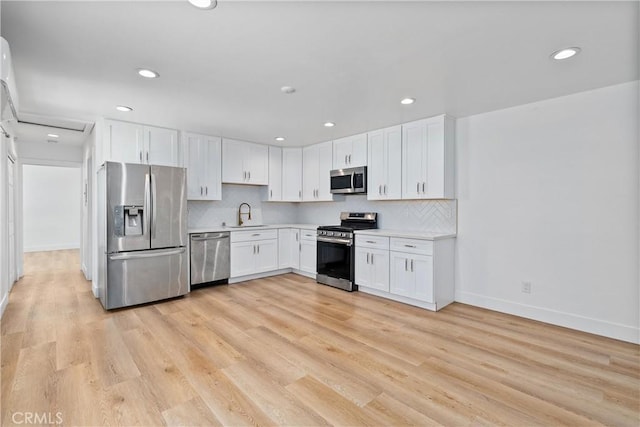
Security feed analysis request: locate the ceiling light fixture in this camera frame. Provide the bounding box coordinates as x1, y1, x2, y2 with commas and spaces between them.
324, 122, 335, 128
400, 97, 415, 105
137, 68, 159, 79
116, 105, 133, 112
188, 0, 217, 10
47, 133, 59, 138
281, 86, 296, 94
551, 47, 581, 60
275, 137, 285, 142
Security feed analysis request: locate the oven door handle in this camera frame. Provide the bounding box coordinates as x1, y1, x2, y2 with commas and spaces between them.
317, 236, 352, 246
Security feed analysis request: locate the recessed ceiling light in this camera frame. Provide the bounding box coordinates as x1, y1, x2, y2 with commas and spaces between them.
116, 105, 133, 112
188, 0, 217, 10
137, 68, 159, 79
275, 137, 285, 142
551, 47, 581, 60
400, 97, 416, 105
281, 86, 296, 94
324, 122, 335, 128
47, 133, 59, 138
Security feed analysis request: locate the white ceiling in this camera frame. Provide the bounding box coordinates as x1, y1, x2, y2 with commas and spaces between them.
2, 1, 638, 147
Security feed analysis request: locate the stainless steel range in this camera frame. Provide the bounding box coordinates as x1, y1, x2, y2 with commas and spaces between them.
316, 212, 378, 291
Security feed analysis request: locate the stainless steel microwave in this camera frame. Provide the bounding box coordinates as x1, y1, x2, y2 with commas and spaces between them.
330, 166, 367, 194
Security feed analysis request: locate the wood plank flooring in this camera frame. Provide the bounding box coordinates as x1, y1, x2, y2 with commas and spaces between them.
1, 249, 638, 426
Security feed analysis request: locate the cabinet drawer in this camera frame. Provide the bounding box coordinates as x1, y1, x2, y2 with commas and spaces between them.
300, 229, 317, 241
390, 237, 433, 255
356, 235, 389, 250
231, 229, 278, 243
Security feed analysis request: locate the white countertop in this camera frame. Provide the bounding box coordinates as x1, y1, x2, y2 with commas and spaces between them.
188, 223, 320, 234
354, 229, 456, 240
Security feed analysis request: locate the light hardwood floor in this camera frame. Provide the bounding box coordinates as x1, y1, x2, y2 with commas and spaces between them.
1, 250, 638, 426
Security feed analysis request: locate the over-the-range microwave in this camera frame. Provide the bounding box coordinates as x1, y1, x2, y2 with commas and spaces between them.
330, 166, 367, 194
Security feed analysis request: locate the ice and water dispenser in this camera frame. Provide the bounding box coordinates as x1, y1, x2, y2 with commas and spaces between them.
113, 205, 144, 236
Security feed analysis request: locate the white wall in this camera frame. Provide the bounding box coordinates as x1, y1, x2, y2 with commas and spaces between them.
17, 141, 83, 164
455, 81, 639, 344
22, 164, 82, 252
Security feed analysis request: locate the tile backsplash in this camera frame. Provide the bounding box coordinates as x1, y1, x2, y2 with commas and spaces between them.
189, 185, 457, 234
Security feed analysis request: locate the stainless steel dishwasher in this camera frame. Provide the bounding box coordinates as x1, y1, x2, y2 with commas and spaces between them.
190, 232, 230, 287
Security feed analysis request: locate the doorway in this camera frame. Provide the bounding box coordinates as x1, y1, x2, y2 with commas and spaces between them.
22, 164, 82, 256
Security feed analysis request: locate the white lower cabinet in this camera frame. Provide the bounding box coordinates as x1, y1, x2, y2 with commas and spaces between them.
299, 234, 317, 275
277, 228, 316, 275
356, 234, 454, 311
355, 235, 390, 291
230, 230, 278, 278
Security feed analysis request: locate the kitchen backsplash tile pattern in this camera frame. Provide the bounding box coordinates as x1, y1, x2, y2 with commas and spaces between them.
189, 185, 457, 233
188, 184, 298, 228
297, 196, 457, 233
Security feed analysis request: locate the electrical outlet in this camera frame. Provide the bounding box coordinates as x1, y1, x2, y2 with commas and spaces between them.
521, 281, 532, 294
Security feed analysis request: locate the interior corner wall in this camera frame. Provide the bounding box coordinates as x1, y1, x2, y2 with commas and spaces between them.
455, 81, 639, 344
22, 164, 82, 252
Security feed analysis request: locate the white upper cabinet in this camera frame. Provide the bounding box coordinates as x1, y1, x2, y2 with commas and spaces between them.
401, 114, 455, 199
268, 146, 282, 201
333, 133, 367, 169
282, 148, 302, 201
367, 125, 402, 200
303, 141, 333, 201
184, 132, 221, 201
222, 139, 269, 185
104, 119, 180, 167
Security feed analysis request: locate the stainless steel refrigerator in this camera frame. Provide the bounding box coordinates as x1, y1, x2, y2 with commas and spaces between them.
97, 162, 188, 309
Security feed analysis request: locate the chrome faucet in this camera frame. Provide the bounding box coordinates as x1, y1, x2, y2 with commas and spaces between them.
238, 202, 252, 226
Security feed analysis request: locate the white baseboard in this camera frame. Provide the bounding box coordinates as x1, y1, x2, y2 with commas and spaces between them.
359, 286, 439, 311
24, 243, 80, 252
92, 281, 98, 298
0, 292, 8, 318
229, 269, 293, 284
291, 269, 315, 280
455, 290, 640, 345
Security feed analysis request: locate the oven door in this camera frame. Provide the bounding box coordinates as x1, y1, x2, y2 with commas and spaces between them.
316, 238, 354, 291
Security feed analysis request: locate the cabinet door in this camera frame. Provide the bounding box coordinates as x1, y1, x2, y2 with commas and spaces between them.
316, 141, 334, 201
247, 143, 269, 185
290, 229, 301, 270
222, 139, 247, 184
106, 120, 145, 164
145, 126, 180, 167
278, 229, 292, 269
425, 116, 445, 199
354, 247, 372, 287
333, 137, 351, 169
350, 133, 368, 167
299, 239, 317, 274
230, 241, 256, 278
369, 248, 390, 291
384, 126, 403, 200
402, 120, 427, 199
255, 239, 278, 273
185, 133, 204, 200
367, 129, 385, 200
268, 146, 282, 201
302, 145, 318, 201
412, 254, 434, 303
390, 252, 414, 298
282, 148, 302, 201
202, 136, 222, 200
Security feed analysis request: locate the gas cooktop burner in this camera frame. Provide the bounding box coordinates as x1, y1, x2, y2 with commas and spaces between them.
317, 212, 378, 233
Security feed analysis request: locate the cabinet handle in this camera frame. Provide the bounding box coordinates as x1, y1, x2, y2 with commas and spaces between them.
404, 244, 416, 248
348, 154, 351, 164
146, 151, 149, 162
270, 189, 273, 198
417, 182, 420, 193
257, 244, 260, 254
344, 155, 347, 165
370, 253, 373, 265
253, 245, 256, 254
205, 186, 208, 195
200, 186, 203, 195
299, 190, 302, 198
299, 243, 301, 252
384, 184, 387, 195
296, 232, 299, 242
422, 182, 425, 193
243, 171, 246, 180
366, 253, 370, 264
378, 185, 382, 195
252, 233, 261, 237
139, 151, 142, 162
411, 259, 414, 272
405, 258, 408, 271
366, 240, 376, 244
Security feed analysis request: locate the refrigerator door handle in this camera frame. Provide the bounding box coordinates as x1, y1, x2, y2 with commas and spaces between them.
109, 247, 186, 261
144, 172, 151, 239
151, 172, 157, 239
